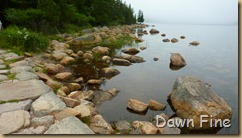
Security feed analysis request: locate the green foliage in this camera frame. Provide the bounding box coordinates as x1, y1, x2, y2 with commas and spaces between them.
0, 26, 48, 52
137, 9, 145, 23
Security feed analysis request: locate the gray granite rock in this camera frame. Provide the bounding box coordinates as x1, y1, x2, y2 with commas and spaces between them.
10, 66, 34, 74
0, 110, 31, 134
0, 79, 51, 101
45, 116, 94, 134
0, 100, 32, 114
0, 74, 8, 81
15, 72, 39, 81
31, 92, 66, 117
31, 115, 54, 127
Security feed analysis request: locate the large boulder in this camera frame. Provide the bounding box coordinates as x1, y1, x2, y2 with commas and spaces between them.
0, 110, 31, 134
169, 76, 232, 129
31, 92, 66, 117
170, 53, 186, 67
149, 29, 159, 34
45, 116, 94, 134
127, 99, 148, 113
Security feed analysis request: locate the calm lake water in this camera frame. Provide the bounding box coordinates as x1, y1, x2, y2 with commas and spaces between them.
74, 23, 239, 134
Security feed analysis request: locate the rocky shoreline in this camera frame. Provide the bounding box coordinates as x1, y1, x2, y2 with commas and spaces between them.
0, 24, 232, 134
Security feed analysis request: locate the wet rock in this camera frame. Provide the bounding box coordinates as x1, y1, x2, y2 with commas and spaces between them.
122, 48, 140, 55
31, 115, 54, 127
15, 72, 39, 81
163, 39, 170, 42
171, 38, 179, 43
127, 99, 148, 113
59, 96, 80, 108
89, 114, 114, 134
100, 67, 120, 77
55, 72, 73, 81
54, 107, 81, 121
153, 57, 159, 61
113, 58, 131, 66
68, 83, 81, 91
0, 74, 8, 81
132, 121, 158, 134
87, 79, 103, 85
92, 89, 120, 105
14, 126, 46, 134
161, 34, 166, 37
180, 36, 186, 39
52, 50, 68, 61
0, 79, 51, 101
92, 46, 110, 55
60, 56, 75, 65
150, 29, 160, 34
170, 53, 186, 67
149, 99, 166, 111
189, 41, 200, 46
45, 116, 94, 134
10, 66, 34, 74
0, 110, 31, 134
0, 100, 32, 114
114, 120, 132, 134
170, 76, 232, 129
31, 92, 66, 117
45, 64, 64, 75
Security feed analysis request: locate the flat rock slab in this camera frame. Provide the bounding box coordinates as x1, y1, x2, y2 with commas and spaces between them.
0, 110, 31, 134
10, 66, 34, 74
0, 70, 10, 75
0, 100, 32, 114
0, 65, 6, 69
31, 92, 66, 117
0, 79, 51, 101
45, 116, 94, 134
15, 72, 39, 81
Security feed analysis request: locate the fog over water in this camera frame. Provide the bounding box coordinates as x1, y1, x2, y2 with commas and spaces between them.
123, 0, 238, 25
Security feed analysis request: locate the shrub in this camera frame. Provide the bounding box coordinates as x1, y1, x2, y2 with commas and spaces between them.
0, 26, 48, 53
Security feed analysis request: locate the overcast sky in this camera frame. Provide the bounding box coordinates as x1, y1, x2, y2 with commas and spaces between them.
123, 0, 238, 25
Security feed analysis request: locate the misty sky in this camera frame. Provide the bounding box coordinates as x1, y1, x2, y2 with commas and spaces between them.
123, 0, 238, 25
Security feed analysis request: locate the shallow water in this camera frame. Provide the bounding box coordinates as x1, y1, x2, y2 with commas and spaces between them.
73, 23, 239, 134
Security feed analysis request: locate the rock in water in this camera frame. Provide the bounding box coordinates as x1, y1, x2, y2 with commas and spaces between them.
121, 48, 140, 55
149, 99, 166, 111
100, 67, 120, 77
170, 53, 186, 67
169, 76, 232, 129
127, 99, 148, 113
189, 41, 200, 46
45, 116, 94, 134
171, 38, 179, 43
149, 29, 160, 34
132, 121, 157, 134
89, 115, 114, 134
92, 46, 110, 55
113, 58, 131, 66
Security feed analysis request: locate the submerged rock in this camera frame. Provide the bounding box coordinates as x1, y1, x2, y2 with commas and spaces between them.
169, 76, 232, 129
127, 99, 148, 113
170, 53, 186, 67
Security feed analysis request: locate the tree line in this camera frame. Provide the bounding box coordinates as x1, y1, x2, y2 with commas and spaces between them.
0, 0, 144, 34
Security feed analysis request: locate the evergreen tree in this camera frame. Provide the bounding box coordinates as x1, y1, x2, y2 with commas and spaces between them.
137, 9, 144, 23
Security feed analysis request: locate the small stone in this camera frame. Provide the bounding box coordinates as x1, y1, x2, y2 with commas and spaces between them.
45, 64, 64, 75
59, 86, 70, 95
68, 83, 81, 91
114, 120, 132, 133
74, 77, 84, 83
74, 104, 97, 118
132, 121, 158, 134
59, 96, 80, 108
60, 56, 75, 65
153, 57, 159, 61
180, 36, 186, 39
55, 72, 73, 81
140, 46, 146, 50
46, 79, 63, 90
171, 38, 179, 43
158, 126, 181, 134
89, 115, 114, 134
87, 79, 103, 85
